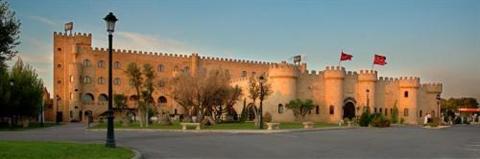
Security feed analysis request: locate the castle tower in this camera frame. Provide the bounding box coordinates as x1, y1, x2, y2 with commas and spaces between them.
398, 77, 420, 124
323, 66, 346, 123
53, 32, 92, 122
357, 70, 378, 112
266, 61, 299, 122
421, 83, 443, 118
190, 53, 199, 76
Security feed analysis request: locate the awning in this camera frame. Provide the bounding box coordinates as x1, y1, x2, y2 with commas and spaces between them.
458, 108, 480, 113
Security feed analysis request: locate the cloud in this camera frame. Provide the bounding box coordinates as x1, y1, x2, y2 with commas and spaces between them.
99, 31, 194, 53
29, 16, 57, 28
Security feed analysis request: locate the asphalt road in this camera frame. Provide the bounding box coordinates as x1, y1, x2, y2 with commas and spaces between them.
1, 123, 479, 159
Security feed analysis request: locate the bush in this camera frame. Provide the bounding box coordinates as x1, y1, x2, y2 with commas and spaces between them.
263, 112, 272, 123
370, 113, 391, 127
359, 111, 371, 127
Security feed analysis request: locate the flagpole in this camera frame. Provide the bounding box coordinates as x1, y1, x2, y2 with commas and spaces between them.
339, 49, 343, 66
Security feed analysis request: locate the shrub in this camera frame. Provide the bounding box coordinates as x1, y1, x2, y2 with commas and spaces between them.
263, 112, 272, 123
391, 104, 399, 124
359, 111, 371, 127
370, 113, 391, 127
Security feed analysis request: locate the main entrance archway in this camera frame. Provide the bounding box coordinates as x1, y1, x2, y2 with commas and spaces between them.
343, 102, 356, 119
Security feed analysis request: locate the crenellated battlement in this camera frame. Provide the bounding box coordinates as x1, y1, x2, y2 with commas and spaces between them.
378, 76, 396, 82
200, 55, 274, 65
422, 82, 443, 93
92, 47, 193, 59
397, 76, 420, 88
323, 66, 346, 79
268, 62, 299, 78
54, 32, 92, 38
357, 69, 377, 82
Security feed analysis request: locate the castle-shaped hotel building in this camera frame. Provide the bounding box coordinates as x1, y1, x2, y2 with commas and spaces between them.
53, 32, 442, 124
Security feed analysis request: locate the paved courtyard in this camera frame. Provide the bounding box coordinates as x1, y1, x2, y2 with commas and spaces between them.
1, 124, 479, 159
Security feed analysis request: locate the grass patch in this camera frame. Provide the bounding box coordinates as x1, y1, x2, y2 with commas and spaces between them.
0, 123, 57, 131
92, 121, 338, 130
0, 141, 134, 159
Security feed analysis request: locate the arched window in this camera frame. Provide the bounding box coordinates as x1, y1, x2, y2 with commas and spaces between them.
316, 106, 320, 114
278, 104, 284, 114
98, 77, 104, 85
183, 66, 190, 73
379, 108, 383, 113
98, 94, 108, 103
158, 96, 167, 104
404, 108, 409, 117
114, 78, 121, 85
114, 61, 120, 69
241, 71, 247, 77
329, 105, 334, 115
404, 91, 409, 98
82, 59, 91, 67
83, 76, 91, 84
82, 93, 94, 104
97, 60, 104, 68
374, 107, 377, 113
157, 64, 164, 72
419, 110, 423, 117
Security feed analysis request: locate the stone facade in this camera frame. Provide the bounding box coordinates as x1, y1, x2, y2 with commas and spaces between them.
53, 32, 442, 124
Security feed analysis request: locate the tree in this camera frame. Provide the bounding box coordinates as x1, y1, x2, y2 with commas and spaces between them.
141, 64, 155, 127
125, 63, 145, 126
247, 76, 272, 126
0, 0, 21, 69
5, 58, 43, 127
113, 94, 129, 126
167, 68, 243, 124
286, 98, 315, 121
391, 101, 399, 124
223, 85, 243, 121
441, 97, 479, 111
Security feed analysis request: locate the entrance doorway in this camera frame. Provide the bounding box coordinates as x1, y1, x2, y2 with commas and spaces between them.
343, 102, 356, 119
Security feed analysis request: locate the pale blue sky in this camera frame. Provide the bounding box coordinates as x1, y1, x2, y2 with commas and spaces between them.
8, 0, 480, 99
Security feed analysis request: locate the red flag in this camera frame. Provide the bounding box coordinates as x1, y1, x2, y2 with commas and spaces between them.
340, 51, 353, 61
373, 54, 387, 65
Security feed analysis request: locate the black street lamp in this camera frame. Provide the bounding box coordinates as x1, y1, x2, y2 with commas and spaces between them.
104, 12, 117, 148
258, 76, 266, 129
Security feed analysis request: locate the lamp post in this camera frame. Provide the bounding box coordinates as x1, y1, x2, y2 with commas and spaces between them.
258, 76, 265, 129
9, 80, 14, 126
104, 12, 117, 148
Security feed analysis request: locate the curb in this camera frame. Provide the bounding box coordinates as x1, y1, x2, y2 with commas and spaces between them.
423, 125, 451, 129
88, 126, 356, 134
131, 148, 143, 159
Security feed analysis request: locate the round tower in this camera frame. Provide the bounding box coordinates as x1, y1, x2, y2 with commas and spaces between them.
68, 45, 82, 122
323, 66, 346, 123
357, 70, 378, 112
266, 62, 299, 122
398, 77, 420, 124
